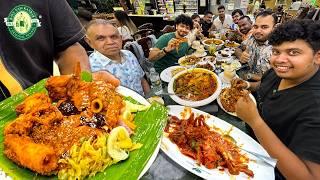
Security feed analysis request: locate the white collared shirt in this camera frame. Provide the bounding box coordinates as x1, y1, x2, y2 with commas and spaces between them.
89, 50, 145, 95
213, 14, 233, 31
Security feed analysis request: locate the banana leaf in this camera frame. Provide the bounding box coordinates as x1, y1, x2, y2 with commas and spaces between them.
0, 79, 168, 180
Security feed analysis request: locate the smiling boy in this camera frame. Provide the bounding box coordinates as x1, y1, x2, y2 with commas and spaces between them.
236, 19, 320, 179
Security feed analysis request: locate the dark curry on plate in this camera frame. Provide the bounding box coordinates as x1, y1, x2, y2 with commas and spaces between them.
173, 70, 218, 101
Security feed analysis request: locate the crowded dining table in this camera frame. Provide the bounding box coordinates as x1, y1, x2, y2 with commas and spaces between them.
141, 36, 274, 179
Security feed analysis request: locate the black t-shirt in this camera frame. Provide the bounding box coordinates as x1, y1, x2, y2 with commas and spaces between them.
0, 0, 84, 100
200, 19, 212, 38
257, 69, 320, 178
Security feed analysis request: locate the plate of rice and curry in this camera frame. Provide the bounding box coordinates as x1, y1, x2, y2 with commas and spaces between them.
167, 68, 222, 107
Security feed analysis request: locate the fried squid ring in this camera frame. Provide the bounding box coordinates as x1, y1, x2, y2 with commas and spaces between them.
91, 98, 103, 113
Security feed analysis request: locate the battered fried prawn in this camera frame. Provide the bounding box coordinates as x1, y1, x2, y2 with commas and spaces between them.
171, 37, 188, 52
219, 80, 248, 112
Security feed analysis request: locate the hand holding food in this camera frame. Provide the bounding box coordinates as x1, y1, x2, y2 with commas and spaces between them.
166, 38, 188, 52
240, 49, 250, 63
231, 78, 249, 89
235, 93, 260, 126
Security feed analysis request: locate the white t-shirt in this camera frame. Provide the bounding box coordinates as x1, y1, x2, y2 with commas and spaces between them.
213, 14, 233, 32
117, 26, 133, 40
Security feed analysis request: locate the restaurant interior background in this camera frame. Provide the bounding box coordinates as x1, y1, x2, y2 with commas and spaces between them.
67, 0, 319, 35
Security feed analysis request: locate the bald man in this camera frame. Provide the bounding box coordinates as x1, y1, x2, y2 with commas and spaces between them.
85, 19, 150, 96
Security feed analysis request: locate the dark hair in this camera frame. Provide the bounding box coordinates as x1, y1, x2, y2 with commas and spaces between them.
218, 5, 225, 11
191, 13, 200, 20
232, 9, 244, 16
204, 11, 213, 16
269, 19, 320, 53
114, 10, 138, 34
174, 14, 193, 29
239, 15, 252, 23
255, 10, 278, 25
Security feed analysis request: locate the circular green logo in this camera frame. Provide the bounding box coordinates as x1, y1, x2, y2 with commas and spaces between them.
5, 5, 41, 41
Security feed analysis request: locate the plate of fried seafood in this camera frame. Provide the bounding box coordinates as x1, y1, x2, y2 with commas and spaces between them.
161, 106, 275, 180
0, 64, 168, 180
168, 68, 222, 107
160, 66, 187, 83
217, 80, 256, 116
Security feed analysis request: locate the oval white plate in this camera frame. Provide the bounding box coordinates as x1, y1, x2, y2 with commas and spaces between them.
160, 66, 187, 83
161, 105, 275, 180
178, 55, 202, 67
167, 68, 222, 107
192, 51, 207, 57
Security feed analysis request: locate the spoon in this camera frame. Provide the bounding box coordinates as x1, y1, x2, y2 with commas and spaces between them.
223, 134, 277, 167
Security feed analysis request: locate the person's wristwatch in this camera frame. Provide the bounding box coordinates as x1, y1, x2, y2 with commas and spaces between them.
246, 73, 252, 80
162, 47, 168, 54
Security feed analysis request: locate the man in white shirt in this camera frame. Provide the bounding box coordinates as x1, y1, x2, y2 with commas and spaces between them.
213, 5, 233, 32
85, 19, 150, 96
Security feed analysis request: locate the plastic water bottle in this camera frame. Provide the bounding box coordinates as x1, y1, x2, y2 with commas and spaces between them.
149, 68, 163, 95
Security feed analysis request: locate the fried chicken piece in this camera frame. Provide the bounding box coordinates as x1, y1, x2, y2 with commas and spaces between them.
220, 79, 248, 113
15, 93, 51, 114
4, 115, 34, 136
4, 134, 58, 175
46, 75, 72, 101
172, 38, 188, 52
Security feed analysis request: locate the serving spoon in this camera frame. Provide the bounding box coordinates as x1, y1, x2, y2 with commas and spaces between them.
223, 134, 277, 167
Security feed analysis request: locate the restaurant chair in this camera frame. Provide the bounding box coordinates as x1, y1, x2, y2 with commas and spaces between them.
123, 36, 156, 81
133, 29, 155, 40
138, 23, 154, 30
160, 25, 175, 34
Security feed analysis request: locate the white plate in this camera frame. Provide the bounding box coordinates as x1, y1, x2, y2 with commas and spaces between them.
192, 51, 207, 57
167, 68, 222, 107
161, 105, 275, 180
160, 66, 187, 83
216, 88, 257, 117
178, 55, 202, 67
201, 56, 216, 64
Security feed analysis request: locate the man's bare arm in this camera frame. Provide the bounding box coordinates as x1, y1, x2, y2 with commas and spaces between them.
56, 42, 90, 74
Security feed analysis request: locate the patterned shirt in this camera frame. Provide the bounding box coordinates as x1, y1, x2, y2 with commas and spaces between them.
89, 50, 145, 95
245, 36, 272, 75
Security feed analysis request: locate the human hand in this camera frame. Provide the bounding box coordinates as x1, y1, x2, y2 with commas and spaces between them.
165, 38, 186, 52
240, 49, 250, 63
231, 78, 249, 89
235, 92, 260, 127
92, 71, 120, 87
